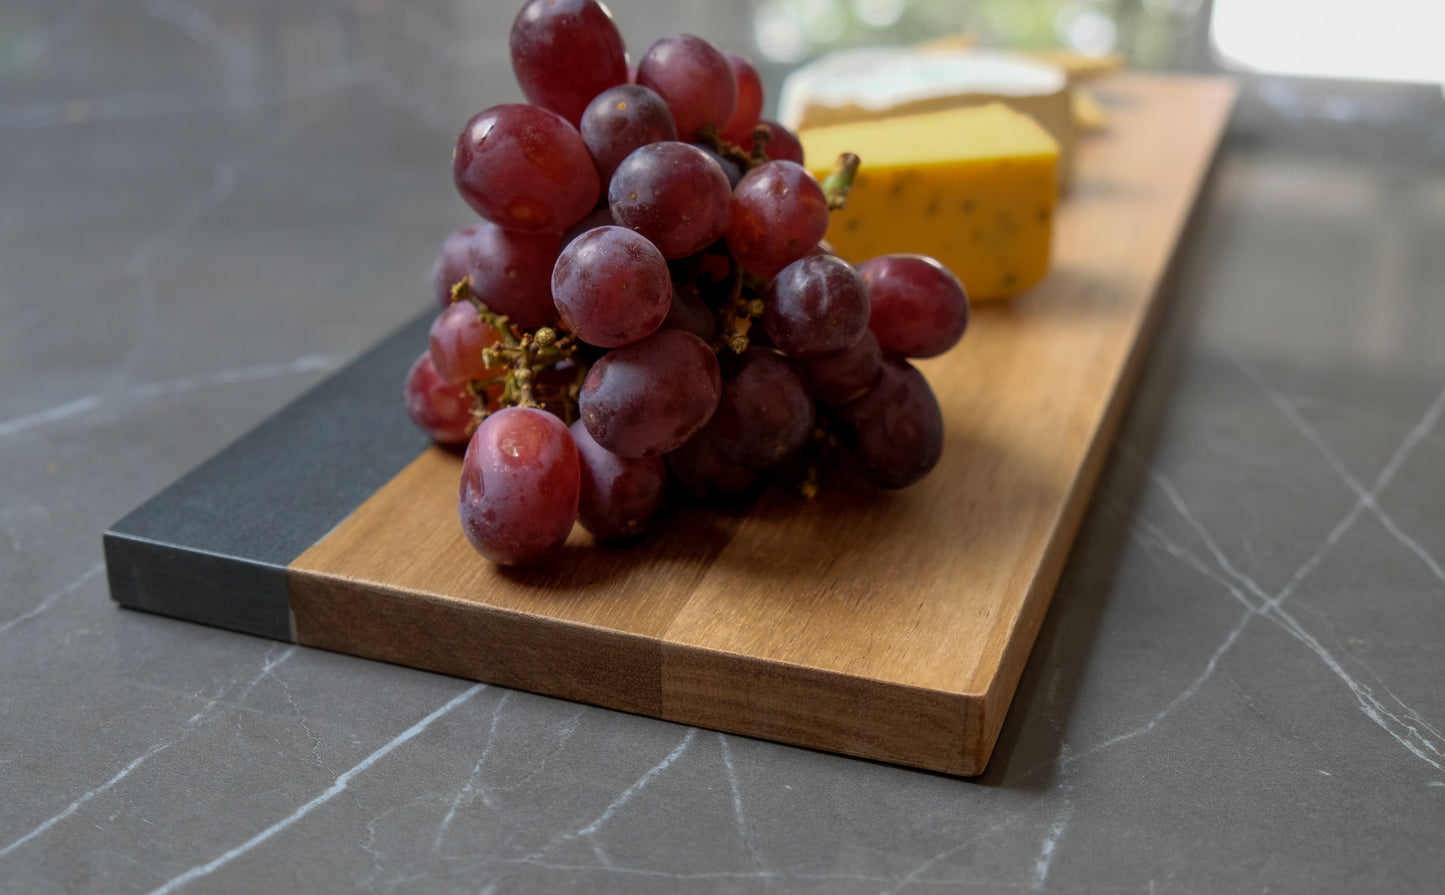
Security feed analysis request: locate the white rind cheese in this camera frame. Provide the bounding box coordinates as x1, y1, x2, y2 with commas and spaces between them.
779, 46, 1075, 188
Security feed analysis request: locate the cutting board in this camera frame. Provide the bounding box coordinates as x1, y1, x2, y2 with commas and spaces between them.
105, 75, 1237, 776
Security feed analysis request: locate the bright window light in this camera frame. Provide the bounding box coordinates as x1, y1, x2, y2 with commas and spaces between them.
1211, 0, 1445, 84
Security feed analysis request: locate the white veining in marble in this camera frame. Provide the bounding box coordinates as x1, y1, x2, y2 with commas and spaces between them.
539, 727, 697, 868
0, 644, 297, 860
0, 563, 103, 633
1031, 801, 1076, 891
0, 355, 337, 440
433, 689, 511, 854
1234, 355, 1445, 585
144, 683, 484, 895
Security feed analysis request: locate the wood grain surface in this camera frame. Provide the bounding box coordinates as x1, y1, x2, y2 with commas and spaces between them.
289, 74, 1238, 775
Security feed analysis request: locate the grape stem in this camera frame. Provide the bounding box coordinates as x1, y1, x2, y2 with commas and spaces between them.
715, 261, 754, 355
449, 280, 584, 419
748, 124, 773, 166
696, 124, 761, 174
794, 420, 844, 500
821, 153, 860, 210
453, 279, 522, 348
510, 330, 544, 408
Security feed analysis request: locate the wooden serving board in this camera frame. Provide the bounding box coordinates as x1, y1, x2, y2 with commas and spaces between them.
105, 75, 1237, 776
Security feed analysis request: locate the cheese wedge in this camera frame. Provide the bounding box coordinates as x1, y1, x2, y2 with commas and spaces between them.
802, 103, 1057, 303
778, 47, 1074, 189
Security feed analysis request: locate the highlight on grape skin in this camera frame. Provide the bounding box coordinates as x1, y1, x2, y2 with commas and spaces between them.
607, 141, 733, 260
580, 84, 678, 186
551, 225, 671, 348
429, 302, 507, 385
727, 160, 830, 281
458, 407, 581, 566
635, 33, 737, 141
764, 254, 872, 360
509, 0, 628, 128
403, 352, 475, 448
452, 103, 600, 234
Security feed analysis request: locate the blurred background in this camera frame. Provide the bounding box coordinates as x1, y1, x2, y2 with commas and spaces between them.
7, 0, 1442, 130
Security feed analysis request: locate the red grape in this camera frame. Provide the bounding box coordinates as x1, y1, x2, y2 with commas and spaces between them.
803, 329, 883, 404
453, 104, 599, 234
428, 301, 507, 385
726, 160, 829, 280
759, 118, 804, 164
431, 225, 478, 307
669, 245, 733, 294
562, 207, 616, 248
403, 351, 474, 446
608, 141, 732, 259
569, 420, 668, 541
719, 53, 764, 147
666, 431, 758, 501
831, 358, 944, 489
580, 84, 678, 187
635, 34, 737, 140
509, 0, 627, 128
551, 225, 671, 348
663, 281, 718, 342
696, 143, 743, 188
764, 254, 870, 359
859, 254, 970, 358
703, 348, 815, 470
459, 407, 580, 565
466, 222, 561, 330
579, 328, 721, 457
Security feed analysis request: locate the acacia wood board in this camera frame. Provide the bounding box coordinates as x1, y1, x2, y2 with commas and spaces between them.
105, 75, 1237, 776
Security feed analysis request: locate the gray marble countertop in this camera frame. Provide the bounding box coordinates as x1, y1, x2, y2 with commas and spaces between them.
4, 2, 1443, 892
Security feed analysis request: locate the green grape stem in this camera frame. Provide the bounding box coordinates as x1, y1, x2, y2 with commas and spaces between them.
504, 328, 575, 409
454, 280, 521, 348
821, 152, 860, 210
449, 282, 584, 419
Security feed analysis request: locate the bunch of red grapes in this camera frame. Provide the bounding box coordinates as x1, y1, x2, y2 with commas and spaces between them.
403, 0, 970, 566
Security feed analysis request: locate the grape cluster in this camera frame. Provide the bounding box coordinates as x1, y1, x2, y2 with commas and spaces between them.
402, 0, 971, 566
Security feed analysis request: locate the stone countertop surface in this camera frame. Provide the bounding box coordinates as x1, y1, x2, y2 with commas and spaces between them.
3, 2, 1443, 892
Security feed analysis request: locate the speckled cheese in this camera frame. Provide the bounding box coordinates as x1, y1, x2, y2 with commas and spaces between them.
802, 103, 1058, 303
779, 47, 1075, 189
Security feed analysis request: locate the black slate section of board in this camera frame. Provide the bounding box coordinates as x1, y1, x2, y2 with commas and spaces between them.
104, 309, 435, 639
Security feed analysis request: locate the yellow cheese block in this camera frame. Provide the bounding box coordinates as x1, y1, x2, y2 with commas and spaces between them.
779, 47, 1075, 190
802, 103, 1057, 303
